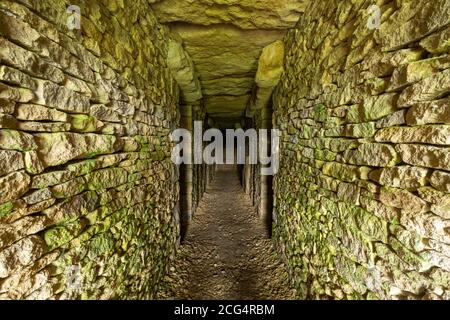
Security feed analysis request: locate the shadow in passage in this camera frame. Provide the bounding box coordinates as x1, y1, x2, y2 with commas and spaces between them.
160, 163, 294, 300
226, 268, 260, 300
262, 174, 274, 240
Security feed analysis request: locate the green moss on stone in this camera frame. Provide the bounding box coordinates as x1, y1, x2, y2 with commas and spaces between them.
85, 151, 104, 159
346, 105, 361, 123
391, 217, 400, 225
0, 129, 37, 151
346, 122, 376, 138
128, 172, 143, 183
0, 201, 13, 217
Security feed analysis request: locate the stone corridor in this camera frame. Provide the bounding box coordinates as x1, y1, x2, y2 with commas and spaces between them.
0, 0, 449, 300
157, 165, 294, 300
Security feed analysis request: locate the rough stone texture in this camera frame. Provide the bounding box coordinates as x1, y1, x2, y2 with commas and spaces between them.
396, 144, 450, 171
273, 0, 450, 300
375, 125, 450, 145
0, 0, 180, 300
16, 104, 68, 122
0, 150, 24, 176
420, 25, 450, 54
430, 171, 450, 193
167, 39, 202, 103
1, 0, 449, 302
255, 40, 285, 88
35, 133, 120, 167
406, 98, 450, 125
0, 171, 30, 204
380, 187, 428, 213
343, 143, 399, 167
167, 24, 285, 128
369, 166, 429, 190
151, 0, 299, 128
249, 41, 285, 111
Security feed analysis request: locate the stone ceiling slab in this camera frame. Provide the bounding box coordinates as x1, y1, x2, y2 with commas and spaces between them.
169, 24, 285, 124
150, 0, 306, 30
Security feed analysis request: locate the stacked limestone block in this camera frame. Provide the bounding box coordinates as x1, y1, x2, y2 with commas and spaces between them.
273, 0, 450, 299
0, 0, 180, 299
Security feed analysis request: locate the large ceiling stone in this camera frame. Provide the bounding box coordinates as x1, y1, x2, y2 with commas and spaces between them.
151, 0, 304, 127
150, 0, 306, 30
204, 96, 249, 127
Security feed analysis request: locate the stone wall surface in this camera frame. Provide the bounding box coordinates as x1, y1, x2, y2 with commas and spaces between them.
0, 0, 180, 299
273, 0, 450, 299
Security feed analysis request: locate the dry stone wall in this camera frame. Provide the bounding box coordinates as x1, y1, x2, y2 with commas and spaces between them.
0, 0, 180, 299
274, 0, 450, 299
178, 101, 214, 229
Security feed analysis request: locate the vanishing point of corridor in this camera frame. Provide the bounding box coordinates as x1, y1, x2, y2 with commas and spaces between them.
158, 165, 294, 300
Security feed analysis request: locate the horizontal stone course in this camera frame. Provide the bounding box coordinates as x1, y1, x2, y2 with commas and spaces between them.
35, 132, 121, 167
0, 236, 46, 278
16, 104, 68, 122
0, 150, 24, 176
380, 187, 428, 213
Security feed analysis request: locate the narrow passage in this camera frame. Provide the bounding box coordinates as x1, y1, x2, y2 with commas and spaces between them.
158, 165, 295, 300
